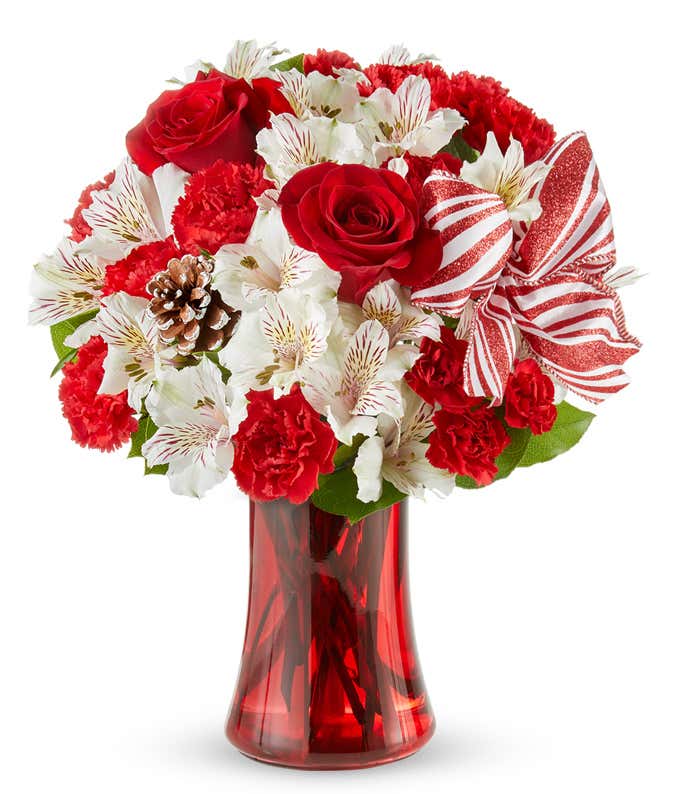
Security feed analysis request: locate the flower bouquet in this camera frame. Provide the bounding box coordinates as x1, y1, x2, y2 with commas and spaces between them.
30, 41, 641, 769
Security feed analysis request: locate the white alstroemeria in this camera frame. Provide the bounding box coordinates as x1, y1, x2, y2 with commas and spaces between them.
222, 40, 283, 81
221, 288, 333, 394
277, 68, 365, 122
302, 319, 403, 445
460, 132, 551, 225
212, 209, 339, 310
604, 265, 644, 289
378, 45, 437, 66
359, 75, 465, 165
256, 113, 367, 186
345, 281, 441, 345
353, 387, 455, 502
142, 357, 240, 498
79, 158, 188, 260
29, 238, 106, 325
96, 292, 171, 411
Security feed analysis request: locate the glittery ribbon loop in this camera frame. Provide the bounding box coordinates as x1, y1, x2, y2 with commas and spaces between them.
411, 172, 513, 316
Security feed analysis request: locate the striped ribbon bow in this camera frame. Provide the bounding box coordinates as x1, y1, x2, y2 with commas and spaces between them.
411, 132, 640, 403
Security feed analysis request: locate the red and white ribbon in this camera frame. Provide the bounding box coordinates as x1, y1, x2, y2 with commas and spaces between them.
415, 134, 640, 404
411, 173, 513, 316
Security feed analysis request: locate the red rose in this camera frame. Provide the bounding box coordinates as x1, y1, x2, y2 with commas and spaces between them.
232, 388, 337, 504
59, 336, 138, 452
406, 327, 481, 412
279, 162, 442, 302
102, 238, 180, 298
126, 70, 290, 175
303, 49, 360, 76
426, 406, 510, 486
504, 359, 557, 434
172, 160, 273, 255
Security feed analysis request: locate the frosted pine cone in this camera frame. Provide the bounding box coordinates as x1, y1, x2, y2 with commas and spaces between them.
146, 254, 235, 355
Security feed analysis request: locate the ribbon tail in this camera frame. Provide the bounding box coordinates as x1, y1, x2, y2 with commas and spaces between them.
463, 286, 517, 405
507, 270, 641, 403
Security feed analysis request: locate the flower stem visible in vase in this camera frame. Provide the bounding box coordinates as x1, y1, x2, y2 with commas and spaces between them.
226, 498, 434, 770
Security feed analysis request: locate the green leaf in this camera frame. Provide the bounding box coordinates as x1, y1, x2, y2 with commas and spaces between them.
271, 53, 304, 72
201, 351, 231, 383
518, 402, 595, 468
311, 467, 406, 524
128, 415, 168, 475
50, 348, 78, 378
332, 434, 366, 470
456, 425, 532, 489
440, 131, 479, 163
49, 310, 98, 360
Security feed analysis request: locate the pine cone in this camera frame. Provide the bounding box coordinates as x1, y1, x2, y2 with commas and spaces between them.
146, 254, 236, 355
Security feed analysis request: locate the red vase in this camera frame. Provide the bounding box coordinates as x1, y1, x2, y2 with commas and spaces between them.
226, 498, 435, 769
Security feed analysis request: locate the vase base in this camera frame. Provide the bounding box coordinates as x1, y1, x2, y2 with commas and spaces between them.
228, 720, 436, 771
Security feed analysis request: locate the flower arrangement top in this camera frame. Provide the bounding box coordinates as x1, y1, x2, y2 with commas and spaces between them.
30, 41, 641, 520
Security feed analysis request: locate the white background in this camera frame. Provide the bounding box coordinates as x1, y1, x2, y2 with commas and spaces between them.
1, 1, 678, 792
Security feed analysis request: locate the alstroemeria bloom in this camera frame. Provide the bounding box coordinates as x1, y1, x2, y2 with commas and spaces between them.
96, 292, 172, 411
460, 132, 551, 225
353, 386, 454, 502
212, 208, 339, 311
277, 68, 366, 123
359, 75, 465, 165
222, 39, 282, 82
143, 357, 241, 497
302, 319, 403, 445
220, 288, 333, 394
256, 113, 367, 186
339, 280, 441, 346
79, 158, 188, 261
29, 238, 106, 326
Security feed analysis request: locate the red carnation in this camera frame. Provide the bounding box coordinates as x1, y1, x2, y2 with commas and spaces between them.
279, 162, 442, 302
360, 62, 458, 111
66, 171, 114, 242
126, 69, 291, 174
231, 388, 337, 504
504, 358, 557, 435
304, 49, 360, 76
172, 160, 273, 255
102, 238, 180, 298
359, 63, 555, 163
426, 406, 510, 486
59, 336, 138, 452
406, 327, 481, 412
446, 72, 555, 163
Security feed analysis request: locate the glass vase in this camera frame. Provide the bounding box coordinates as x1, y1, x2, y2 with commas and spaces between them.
225, 498, 435, 770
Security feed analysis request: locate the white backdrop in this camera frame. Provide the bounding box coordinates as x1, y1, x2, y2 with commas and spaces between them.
1, 2, 678, 792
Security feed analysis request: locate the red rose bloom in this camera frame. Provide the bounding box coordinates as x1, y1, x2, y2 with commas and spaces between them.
126, 69, 291, 175
101, 238, 180, 298
66, 171, 114, 242
279, 162, 442, 302
304, 49, 360, 76
426, 406, 510, 486
504, 358, 557, 435
172, 160, 273, 254
59, 336, 138, 452
406, 327, 481, 412
232, 388, 337, 504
